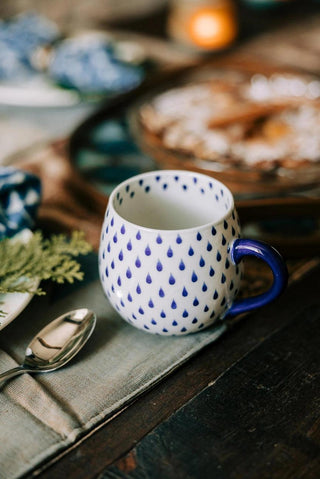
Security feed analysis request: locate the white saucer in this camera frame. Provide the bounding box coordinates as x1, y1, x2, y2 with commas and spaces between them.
0, 290, 35, 331
0, 230, 39, 331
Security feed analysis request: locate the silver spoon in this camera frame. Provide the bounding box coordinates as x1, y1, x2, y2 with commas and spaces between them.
0, 308, 96, 386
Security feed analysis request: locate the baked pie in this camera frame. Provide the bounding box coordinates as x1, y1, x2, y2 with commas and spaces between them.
138, 71, 320, 176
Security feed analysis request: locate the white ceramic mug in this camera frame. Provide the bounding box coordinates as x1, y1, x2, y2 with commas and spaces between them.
99, 170, 288, 335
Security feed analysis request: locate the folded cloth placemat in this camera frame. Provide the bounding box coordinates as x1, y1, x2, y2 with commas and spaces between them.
0, 254, 226, 479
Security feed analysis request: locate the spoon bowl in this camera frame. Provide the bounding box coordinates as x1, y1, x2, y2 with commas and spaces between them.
0, 308, 96, 386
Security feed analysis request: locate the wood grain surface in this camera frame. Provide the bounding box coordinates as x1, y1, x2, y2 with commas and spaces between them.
103, 303, 320, 479
27, 261, 320, 479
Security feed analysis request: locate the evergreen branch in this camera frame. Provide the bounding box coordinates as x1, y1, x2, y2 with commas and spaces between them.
0, 231, 92, 308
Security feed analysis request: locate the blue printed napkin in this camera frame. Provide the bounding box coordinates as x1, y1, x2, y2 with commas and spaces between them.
0, 167, 41, 240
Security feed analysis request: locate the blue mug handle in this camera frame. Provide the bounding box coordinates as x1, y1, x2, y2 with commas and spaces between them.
227, 239, 288, 317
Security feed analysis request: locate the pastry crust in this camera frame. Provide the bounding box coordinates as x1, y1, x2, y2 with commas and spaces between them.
138, 72, 320, 172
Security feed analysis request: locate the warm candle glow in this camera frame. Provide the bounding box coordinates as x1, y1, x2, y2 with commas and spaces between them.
188, 7, 237, 49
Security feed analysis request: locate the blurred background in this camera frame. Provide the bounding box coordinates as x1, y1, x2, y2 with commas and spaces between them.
0, 0, 319, 255
0, 0, 319, 46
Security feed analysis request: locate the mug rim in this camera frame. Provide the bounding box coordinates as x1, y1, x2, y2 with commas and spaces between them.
109, 169, 235, 234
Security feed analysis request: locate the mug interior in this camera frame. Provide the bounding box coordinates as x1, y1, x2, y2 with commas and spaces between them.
112, 171, 233, 230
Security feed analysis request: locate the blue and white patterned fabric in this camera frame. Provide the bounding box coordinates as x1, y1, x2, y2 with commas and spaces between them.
0, 167, 41, 240
49, 36, 144, 94
0, 12, 59, 81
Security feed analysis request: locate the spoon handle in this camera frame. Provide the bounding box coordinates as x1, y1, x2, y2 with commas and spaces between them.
0, 366, 27, 386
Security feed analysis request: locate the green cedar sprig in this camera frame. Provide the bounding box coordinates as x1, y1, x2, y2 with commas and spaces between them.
0, 231, 92, 316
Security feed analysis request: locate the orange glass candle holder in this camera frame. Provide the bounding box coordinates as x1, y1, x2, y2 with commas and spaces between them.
167, 0, 238, 51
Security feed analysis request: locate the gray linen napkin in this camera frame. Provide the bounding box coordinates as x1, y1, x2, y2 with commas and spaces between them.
0, 256, 226, 479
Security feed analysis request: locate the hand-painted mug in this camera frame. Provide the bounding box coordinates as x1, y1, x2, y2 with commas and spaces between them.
99, 170, 288, 335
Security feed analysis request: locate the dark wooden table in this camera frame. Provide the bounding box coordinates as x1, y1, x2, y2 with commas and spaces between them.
26, 258, 320, 479
20, 6, 320, 478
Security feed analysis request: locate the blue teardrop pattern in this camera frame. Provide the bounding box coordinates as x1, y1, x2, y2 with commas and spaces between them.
191, 271, 198, 282
99, 171, 243, 335
135, 257, 141, 268
171, 300, 177, 309
126, 268, 132, 279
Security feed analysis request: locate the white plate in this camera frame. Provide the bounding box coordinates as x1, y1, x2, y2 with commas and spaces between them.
0, 290, 35, 331
0, 76, 81, 108
0, 230, 39, 331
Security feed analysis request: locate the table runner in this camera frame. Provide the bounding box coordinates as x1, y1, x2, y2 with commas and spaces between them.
0, 254, 226, 479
